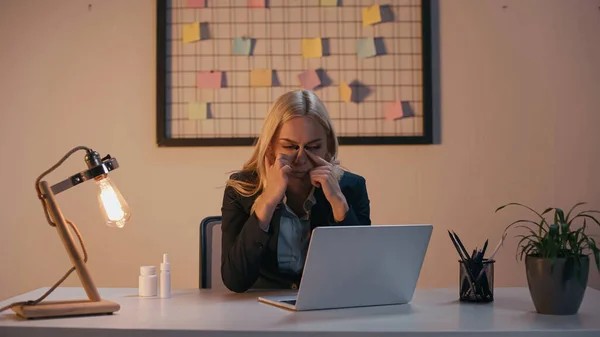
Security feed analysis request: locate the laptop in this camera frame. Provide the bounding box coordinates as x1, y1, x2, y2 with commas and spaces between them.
258, 224, 433, 311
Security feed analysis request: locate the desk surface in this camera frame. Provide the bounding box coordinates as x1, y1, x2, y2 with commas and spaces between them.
1, 287, 600, 337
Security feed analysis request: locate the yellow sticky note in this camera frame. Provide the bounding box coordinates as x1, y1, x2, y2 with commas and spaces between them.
302, 38, 323, 58
320, 0, 338, 6
188, 102, 208, 120
339, 81, 352, 102
250, 69, 272, 87
183, 22, 200, 43
362, 5, 381, 26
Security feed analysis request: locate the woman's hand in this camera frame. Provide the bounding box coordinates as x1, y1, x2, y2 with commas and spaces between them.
254, 153, 294, 228
262, 152, 294, 205
306, 151, 349, 222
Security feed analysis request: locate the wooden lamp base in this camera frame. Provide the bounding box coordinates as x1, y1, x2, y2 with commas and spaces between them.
12, 299, 120, 319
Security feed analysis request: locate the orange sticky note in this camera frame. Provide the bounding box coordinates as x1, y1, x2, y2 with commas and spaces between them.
339, 81, 352, 102
183, 22, 200, 43
250, 69, 272, 87
188, 102, 208, 120
302, 38, 323, 58
248, 0, 265, 8
362, 5, 382, 26
384, 101, 404, 121
298, 69, 321, 90
186, 0, 205, 7
197, 71, 222, 89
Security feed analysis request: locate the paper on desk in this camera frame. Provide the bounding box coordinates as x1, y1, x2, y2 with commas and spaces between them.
356, 38, 376, 59
298, 69, 321, 90
185, 0, 205, 7
250, 69, 272, 87
362, 4, 382, 26
339, 81, 352, 102
248, 0, 265, 8
197, 71, 223, 89
183, 22, 200, 43
302, 38, 323, 58
188, 102, 209, 120
320, 0, 339, 6
233, 37, 252, 55
384, 101, 403, 121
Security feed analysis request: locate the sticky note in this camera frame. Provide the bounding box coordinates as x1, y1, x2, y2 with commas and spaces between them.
302, 38, 323, 58
320, 0, 338, 6
233, 37, 252, 55
250, 69, 272, 87
248, 0, 265, 8
357, 38, 376, 58
197, 71, 222, 89
362, 4, 382, 26
182, 22, 200, 43
188, 102, 208, 120
339, 81, 352, 102
185, 0, 205, 7
384, 102, 404, 121
297, 69, 321, 90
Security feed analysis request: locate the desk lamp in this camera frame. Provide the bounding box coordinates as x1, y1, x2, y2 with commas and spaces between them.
0, 146, 131, 319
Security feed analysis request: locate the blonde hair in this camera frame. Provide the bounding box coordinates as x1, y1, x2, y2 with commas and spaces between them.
226, 89, 339, 198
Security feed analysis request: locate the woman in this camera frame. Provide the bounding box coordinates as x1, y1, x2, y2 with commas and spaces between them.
221, 89, 371, 293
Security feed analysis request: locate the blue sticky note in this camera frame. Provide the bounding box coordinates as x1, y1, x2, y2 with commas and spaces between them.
356, 38, 376, 59
233, 37, 252, 55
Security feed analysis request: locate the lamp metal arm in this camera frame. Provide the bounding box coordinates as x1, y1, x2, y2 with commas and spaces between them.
49, 155, 120, 195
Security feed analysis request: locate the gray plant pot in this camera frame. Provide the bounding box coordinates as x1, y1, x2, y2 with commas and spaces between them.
525, 255, 589, 315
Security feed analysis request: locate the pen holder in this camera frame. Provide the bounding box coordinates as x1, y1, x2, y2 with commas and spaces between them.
459, 259, 495, 303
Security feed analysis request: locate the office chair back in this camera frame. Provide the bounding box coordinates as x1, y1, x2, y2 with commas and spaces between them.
199, 216, 225, 290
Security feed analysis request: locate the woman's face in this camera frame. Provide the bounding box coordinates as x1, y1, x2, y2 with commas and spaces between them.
271, 116, 329, 180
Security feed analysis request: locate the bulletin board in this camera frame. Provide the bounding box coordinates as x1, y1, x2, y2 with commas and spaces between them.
156, 0, 433, 146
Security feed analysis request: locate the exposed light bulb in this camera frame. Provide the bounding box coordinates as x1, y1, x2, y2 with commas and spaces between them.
96, 176, 131, 228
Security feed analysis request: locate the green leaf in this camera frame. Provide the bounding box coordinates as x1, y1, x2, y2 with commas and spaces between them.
588, 237, 600, 271
549, 223, 558, 236
576, 214, 600, 228
496, 203, 549, 220
502, 220, 548, 240
566, 202, 586, 222
515, 225, 543, 239
542, 207, 554, 215
555, 208, 565, 226
516, 234, 537, 248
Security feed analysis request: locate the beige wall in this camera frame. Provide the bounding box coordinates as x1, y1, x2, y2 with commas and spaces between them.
1, 0, 599, 300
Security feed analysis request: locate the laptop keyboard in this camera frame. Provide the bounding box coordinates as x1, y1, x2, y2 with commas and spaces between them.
281, 300, 297, 305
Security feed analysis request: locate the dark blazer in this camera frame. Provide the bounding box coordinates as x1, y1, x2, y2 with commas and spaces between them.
220, 170, 371, 293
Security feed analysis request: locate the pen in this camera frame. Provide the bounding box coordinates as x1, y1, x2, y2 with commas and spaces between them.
488, 233, 507, 261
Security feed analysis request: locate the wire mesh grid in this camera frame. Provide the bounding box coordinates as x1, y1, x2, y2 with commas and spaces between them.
158, 0, 431, 146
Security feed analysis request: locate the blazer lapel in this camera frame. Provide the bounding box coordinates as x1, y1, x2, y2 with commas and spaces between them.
310, 187, 333, 229
268, 205, 282, 255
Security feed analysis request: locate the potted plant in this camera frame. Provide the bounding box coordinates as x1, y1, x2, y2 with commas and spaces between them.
495, 202, 599, 315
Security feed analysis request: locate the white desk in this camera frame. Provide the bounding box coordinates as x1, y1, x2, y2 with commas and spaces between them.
1, 287, 599, 336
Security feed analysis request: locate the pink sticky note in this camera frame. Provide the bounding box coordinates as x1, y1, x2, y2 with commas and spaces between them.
186, 0, 205, 8
297, 69, 321, 90
197, 71, 223, 89
248, 0, 265, 8
384, 101, 404, 121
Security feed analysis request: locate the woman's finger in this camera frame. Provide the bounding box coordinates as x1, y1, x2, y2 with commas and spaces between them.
276, 153, 289, 168
310, 167, 332, 174
310, 174, 325, 188
305, 150, 330, 167
281, 164, 292, 175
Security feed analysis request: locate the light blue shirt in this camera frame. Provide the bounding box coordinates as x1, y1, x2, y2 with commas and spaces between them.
277, 189, 316, 275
